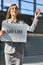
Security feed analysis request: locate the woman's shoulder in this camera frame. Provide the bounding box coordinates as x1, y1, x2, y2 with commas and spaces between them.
2, 19, 11, 23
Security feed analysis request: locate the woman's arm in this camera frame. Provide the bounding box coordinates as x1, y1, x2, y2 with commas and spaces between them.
27, 8, 40, 32
0, 20, 7, 37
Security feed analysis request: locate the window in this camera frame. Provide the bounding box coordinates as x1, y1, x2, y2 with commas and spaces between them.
3, 0, 19, 11
22, 0, 34, 2
36, 5, 43, 13
0, 0, 1, 10
0, 0, 34, 15
21, 1, 34, 15
36, 0, 43, 4
36, 0, 43, 13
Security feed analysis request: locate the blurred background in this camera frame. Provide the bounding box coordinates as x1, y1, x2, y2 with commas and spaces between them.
0, 0, 43, 65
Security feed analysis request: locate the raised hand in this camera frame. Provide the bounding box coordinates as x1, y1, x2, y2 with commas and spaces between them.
34, 8, 40, 19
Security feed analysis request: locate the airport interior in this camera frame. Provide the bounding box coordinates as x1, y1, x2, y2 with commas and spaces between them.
0, 0, 43, 65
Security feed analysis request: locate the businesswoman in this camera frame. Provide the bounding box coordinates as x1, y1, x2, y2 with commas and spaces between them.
0, 4, 40, 65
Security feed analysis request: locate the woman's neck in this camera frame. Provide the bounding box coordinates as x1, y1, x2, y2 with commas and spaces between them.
11, 16, 17, 23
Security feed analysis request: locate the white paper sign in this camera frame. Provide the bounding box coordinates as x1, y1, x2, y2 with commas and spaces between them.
1, 22, 27, 43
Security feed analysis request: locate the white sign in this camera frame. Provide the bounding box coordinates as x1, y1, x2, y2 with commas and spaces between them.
1, 22, 27, 43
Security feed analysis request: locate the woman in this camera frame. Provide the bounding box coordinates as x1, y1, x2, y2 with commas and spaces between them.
0, 4, 40, 65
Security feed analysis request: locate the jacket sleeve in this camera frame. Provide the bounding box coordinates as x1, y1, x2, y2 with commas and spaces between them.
1, 20, 7, 31
26, 18, 38, 32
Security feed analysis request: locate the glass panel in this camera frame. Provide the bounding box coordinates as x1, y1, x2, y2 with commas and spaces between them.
21, 2, 34, 10
21, 1, 34, 15
0, 6, 1, 10
21, 9, 34, 15
0, 0, 1, 10
36, 0, 43, 4
22, 0, 34, 2
3, 9, 7, 11
36, 5, 43, 13
0, 0, 1, 5
3, 0, 19, 7
36, 0, 43, 16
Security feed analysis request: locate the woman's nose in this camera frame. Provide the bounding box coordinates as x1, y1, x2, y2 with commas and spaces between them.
13, 8, 15, 11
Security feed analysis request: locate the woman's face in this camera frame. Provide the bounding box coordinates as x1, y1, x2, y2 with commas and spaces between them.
10, 5, 18, 17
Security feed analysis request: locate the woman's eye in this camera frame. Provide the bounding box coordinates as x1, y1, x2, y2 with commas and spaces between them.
12, 8, 14, 10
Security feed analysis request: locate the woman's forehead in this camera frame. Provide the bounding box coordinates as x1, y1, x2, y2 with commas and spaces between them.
11, 5, 18, 9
